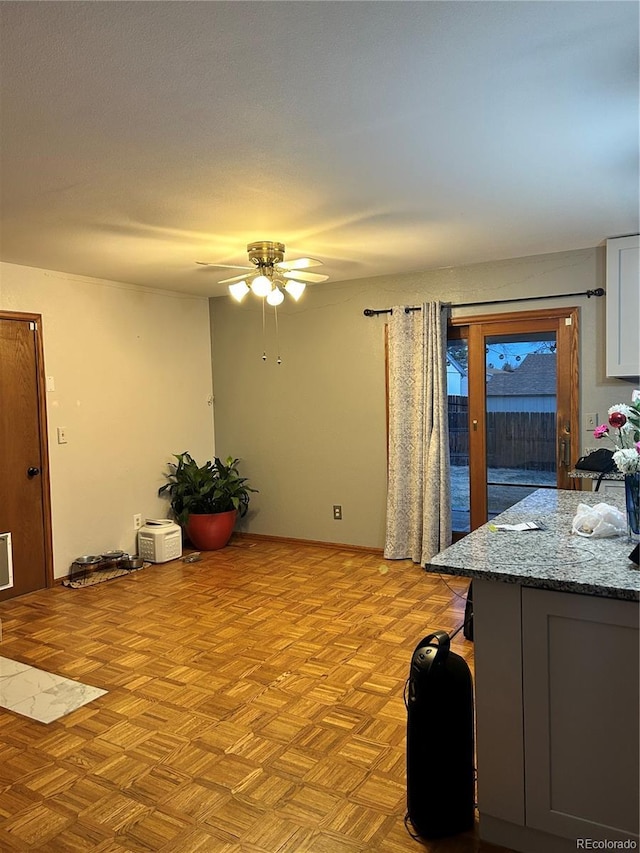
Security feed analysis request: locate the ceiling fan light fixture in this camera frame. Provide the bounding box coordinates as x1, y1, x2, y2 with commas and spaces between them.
201, 242, 325, 305
251, 274, 272, 297
266, 287, 284, 306
228, 281, 250, 302
284, 279, 306, 301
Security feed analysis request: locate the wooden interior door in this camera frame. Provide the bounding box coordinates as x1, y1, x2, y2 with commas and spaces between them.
0, 313, 53, 599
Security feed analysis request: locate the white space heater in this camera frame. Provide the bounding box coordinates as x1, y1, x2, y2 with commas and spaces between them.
137, 519, 182, 563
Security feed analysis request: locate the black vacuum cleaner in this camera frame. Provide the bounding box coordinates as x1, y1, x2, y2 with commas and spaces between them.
406, 630, 475, 839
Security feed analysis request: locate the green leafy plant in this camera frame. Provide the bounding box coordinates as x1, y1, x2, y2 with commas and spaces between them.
158, 452, 257, 526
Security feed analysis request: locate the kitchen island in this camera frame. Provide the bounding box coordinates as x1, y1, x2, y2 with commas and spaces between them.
427, 489, 639, 853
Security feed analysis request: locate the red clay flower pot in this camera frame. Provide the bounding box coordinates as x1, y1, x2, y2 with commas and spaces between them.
186, 510, 237, 550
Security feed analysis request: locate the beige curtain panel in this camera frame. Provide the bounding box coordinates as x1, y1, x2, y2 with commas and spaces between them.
384, 301, 452, 565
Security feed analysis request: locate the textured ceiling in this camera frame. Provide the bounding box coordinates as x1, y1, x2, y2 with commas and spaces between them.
0, 1, 638, 298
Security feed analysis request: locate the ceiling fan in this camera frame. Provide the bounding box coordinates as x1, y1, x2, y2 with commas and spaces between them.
197, 240, 328, 304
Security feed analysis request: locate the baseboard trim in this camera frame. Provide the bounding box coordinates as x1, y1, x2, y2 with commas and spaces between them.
231, 532, 384, 556
53, 536, 384, 584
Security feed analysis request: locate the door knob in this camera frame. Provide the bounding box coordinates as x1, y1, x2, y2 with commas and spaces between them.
27, 466, 40, 477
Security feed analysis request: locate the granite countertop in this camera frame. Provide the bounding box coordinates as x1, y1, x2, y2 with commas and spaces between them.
569, 469, 625, 481
427, 489, 639, 601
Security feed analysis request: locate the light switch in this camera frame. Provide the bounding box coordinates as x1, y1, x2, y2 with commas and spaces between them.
57, 427, 68, 444
46, 376, 55, 392
584, 412, 599, 432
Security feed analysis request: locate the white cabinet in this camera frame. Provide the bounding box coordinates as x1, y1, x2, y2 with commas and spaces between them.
606, 235, 639, 377
522, 588, 639, 842
474, 580, 640, 852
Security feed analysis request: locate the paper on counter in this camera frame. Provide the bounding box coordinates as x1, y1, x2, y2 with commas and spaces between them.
488, 521, 543, 532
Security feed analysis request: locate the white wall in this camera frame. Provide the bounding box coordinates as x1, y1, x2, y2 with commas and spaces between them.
0, 262, 215, 578
210, 246, 638, 549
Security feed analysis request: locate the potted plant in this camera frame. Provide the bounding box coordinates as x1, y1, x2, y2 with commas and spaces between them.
158, 452, 257, 550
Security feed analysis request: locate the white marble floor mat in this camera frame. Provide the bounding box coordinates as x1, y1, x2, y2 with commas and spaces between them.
0, 656, 107, 724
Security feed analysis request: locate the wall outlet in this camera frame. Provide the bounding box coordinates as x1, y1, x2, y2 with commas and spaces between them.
333, 505, 342, 520
133, 513, 142, 530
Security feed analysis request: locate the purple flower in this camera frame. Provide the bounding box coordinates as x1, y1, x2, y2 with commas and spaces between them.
593, 424, 609, 439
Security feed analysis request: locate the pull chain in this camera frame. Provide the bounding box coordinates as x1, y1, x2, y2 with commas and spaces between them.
274, 304, 282, 364
261, 298, 267, 362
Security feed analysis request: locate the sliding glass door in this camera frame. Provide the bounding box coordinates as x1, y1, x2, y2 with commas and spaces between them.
447, 308, 578, 536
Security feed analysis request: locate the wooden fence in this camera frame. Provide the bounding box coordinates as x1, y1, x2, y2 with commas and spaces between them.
448, 396, 556, 471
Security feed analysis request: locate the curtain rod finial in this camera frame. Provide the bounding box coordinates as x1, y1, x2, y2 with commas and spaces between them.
364, 308, 393, 317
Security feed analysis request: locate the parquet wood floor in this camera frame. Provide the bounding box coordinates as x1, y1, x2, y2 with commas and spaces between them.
0, 539, 512, 853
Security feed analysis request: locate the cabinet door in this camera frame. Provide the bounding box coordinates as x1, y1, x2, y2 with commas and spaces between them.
606, 235, 640, 377
522, 587, 639, 842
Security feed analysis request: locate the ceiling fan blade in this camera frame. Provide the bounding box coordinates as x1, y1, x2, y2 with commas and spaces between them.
282, 270, 329, 283
275, 257, 323, 271
218, 273, 253, 285
196, 261, 252, 270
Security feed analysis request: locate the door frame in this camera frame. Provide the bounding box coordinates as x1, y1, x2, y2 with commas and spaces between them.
449, 306, 579, 531
0, 311, 54, 590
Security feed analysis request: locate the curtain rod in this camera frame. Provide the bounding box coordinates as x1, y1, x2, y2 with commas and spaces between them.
362, 287, 605, 316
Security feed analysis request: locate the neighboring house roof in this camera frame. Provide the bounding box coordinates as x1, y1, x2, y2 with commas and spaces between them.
486, 353, 556, 396
446, 353, 467, 376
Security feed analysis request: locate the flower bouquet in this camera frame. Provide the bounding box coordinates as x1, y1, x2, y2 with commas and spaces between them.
593, 398, 640, 542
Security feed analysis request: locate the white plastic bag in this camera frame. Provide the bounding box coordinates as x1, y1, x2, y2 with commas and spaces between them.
571, 502, 626, 538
